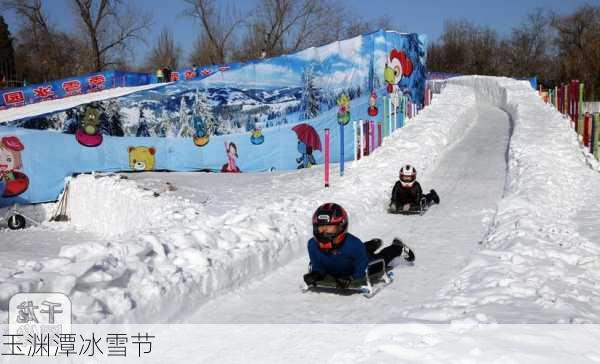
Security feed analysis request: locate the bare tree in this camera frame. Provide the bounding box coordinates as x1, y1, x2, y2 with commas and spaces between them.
70, 0, 152, 71
502, 9, 552, 79
183, 0, 243, 64
551, 4, 600, 98
145, 27, 182, 71
2, 0, 87, 82
248, 0, 345, 58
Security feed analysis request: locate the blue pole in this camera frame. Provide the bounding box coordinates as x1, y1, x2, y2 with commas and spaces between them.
340, 123, 345, 176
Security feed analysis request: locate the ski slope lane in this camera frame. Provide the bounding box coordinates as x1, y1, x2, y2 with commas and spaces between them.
186, 102, 510, 323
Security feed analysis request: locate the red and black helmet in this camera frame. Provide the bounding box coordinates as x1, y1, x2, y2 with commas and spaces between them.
312, 203, 348, 251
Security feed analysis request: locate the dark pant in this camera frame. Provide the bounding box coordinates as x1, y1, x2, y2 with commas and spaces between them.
364, 240, 403, 275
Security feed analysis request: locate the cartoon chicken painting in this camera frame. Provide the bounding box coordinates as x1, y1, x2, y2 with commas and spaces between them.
384, 49, 413, 94
0, 136, 29, 197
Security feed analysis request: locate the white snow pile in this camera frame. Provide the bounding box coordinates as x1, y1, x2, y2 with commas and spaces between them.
397, 76, 600, 323
0, 82, 479, 323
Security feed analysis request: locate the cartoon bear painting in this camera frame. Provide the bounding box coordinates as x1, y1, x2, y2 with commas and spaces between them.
128, 146, 156, 171
0, 136, 29, 197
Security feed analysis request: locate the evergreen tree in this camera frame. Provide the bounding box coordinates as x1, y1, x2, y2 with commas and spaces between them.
136, 110, 151, 137
178, 96, 195, 137
301, 65, 319, 120
193, 88, 216, 134
0, 16, 15, 85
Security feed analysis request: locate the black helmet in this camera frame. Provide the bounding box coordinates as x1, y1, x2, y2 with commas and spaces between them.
312, 203, 348, 251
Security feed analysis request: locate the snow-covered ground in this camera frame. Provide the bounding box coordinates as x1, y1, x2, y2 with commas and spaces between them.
0, 83, 168, 124
2, 76, 600, 362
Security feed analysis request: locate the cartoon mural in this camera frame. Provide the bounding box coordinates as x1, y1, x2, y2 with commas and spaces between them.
1, 30, 427, 205
250, 128, 264, 145
192, 114, 210, 147
384, 49, 414, 94
76, 104, 103, 147
292, 123, 321, 169
337, 93, 351, 125
368, 90, 378, 116
221, 141, 241, 173
0, 136, 29, 197
128, 146, 156, 171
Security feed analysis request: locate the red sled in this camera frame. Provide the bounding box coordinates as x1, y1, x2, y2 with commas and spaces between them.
76, 128, 103, 147
2, 171, 29, 197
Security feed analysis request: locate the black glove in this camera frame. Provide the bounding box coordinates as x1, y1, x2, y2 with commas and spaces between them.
303, 271, 324, 286
335, 277, 353, 289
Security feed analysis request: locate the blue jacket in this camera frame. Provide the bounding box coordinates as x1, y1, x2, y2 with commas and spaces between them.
307, 233, 369, 279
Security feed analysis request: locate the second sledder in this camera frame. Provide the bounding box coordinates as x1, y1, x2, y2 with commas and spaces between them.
388, 164, 440, 215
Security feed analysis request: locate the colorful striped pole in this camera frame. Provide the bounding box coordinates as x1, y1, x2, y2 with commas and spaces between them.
340, 123, 344, 176
377, 122, 382, 147
353, 120, 358, 161
359, 120, 364, 160
324, 128, 330, 188
364, 121, 370, 156
369, 120, 375, 154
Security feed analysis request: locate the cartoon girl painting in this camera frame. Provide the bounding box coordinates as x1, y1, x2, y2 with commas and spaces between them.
0, 136, 29, 197
384, 49, 413, 94
221, 141, 241, 173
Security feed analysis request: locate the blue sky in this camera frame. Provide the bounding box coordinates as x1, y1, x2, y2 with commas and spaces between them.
2, 0, 592, 67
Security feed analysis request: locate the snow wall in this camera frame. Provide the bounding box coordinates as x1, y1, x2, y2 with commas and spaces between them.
0, 29, 427, 206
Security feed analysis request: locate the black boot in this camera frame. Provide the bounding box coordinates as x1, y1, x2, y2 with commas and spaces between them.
429, 189, 440, 204
392, 238, 415, 262
364, 238, 382, 255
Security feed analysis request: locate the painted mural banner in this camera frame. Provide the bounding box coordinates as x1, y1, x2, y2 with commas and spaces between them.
0, 71, 152, 110
0, 29, 427, 206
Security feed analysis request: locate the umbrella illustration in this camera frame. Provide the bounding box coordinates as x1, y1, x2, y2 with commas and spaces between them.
292, 123, 322, 151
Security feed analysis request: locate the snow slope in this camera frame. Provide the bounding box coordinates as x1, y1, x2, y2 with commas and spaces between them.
2, 76, 600, 362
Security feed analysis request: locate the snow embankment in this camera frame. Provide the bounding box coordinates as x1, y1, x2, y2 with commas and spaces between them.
19, 82, 476, 323
401, 76, 600, 323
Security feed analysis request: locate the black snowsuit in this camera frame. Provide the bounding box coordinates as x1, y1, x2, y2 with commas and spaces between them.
390, 181, 437, 211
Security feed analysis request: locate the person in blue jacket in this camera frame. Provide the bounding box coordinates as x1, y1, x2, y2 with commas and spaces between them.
303, 203, 414, 289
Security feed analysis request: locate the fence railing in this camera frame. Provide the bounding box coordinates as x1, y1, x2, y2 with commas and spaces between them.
541, 80, 600, 161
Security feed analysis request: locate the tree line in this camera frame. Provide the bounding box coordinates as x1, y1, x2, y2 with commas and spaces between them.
0, 0, 390, 87
428, 5, 600, 100
0, 1, 598, 100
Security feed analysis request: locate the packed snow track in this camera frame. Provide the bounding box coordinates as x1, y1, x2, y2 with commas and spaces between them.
186, 102, 510, 323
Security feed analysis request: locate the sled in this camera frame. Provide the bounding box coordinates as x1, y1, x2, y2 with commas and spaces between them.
387, 197, 428, 216
301, 259, 394, 299
76, 128, 103, 147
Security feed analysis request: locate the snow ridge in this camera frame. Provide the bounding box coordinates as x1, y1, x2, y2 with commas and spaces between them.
403, 76, 600, 323
50, 83, 478, 323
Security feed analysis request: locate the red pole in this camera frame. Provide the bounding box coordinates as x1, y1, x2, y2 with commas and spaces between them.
584, 113, 591, 147
324, 128, 330, 188
377, 123, 382, 147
